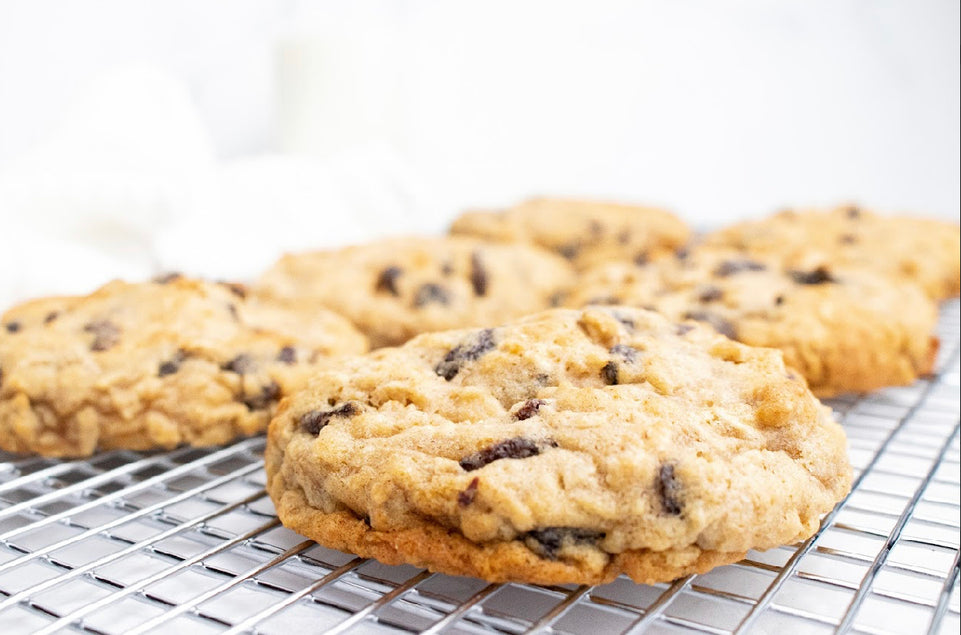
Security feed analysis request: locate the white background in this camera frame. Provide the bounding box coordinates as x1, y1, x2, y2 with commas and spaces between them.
0, 0, 958, 302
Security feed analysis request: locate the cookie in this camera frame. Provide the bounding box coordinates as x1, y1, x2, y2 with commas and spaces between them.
253, 236, 574, 348
449, 197, 690, 269
266, 306, 851, 586
566, 248, 939, 397
704, 205, 960, 301
0, 276, 367, 457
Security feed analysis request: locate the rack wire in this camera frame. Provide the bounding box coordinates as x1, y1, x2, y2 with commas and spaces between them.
1, 301, 958, 634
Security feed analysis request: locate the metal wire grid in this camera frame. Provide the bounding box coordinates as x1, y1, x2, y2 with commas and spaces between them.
0, 302, 957, 635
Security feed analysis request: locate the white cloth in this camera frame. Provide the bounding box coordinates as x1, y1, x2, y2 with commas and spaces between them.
0, 66, 426, 309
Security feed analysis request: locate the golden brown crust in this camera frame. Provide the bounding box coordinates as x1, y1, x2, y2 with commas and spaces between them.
266, 443, 746, 586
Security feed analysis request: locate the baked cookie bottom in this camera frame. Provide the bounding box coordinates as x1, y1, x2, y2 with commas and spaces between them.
266, 467, 747, 586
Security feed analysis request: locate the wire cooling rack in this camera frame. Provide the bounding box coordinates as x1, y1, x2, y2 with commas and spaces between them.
0, 302, 957, 635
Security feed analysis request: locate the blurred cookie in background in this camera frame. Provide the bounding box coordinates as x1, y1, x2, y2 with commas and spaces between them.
703, 205, 960, 301
0, 276, 367, 457
450, 197, 690, 270
254, 236, 575, 348
567, 247, 939, 397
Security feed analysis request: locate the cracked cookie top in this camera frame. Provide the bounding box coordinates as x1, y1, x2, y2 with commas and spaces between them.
266, 306, 851, 584
0, 276, 367, 456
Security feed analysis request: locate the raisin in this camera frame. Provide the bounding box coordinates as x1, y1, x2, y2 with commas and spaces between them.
243, 381, 281, 410
220, 282, 248, 299
469, 251, 488, 296
435, 328, 495, 380
277, 346, 297, 365
713, 259, 767, 277
790, 266, 836, 285
548, 291, 567, 307
845, 205, 861, 219
525, 527, 604, 560
558, 243, 580, 260
413, 283, 451, 307
682, 310, 737, 339
299, 402, 358, 435
839, 233, 857, 245
152, 272, 183, 284
774, 295, 785, 306
634, 252, 649, 266
698, 285, 724, 302
588, 296, 620, 306
222, 354, 256, 374
600, 361, 619, 385
375, 266, 402, 296
610, 343, 638, 364
4, 321, 21, 334
657, 463, 682, 515
44, 312, 60, 324
84, 320, 121, 351
611, 311, 635, 331
158, 350, 186, 377
459, 437, 554, 471
458, 477, 480, 506
514, 399, 546, 421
